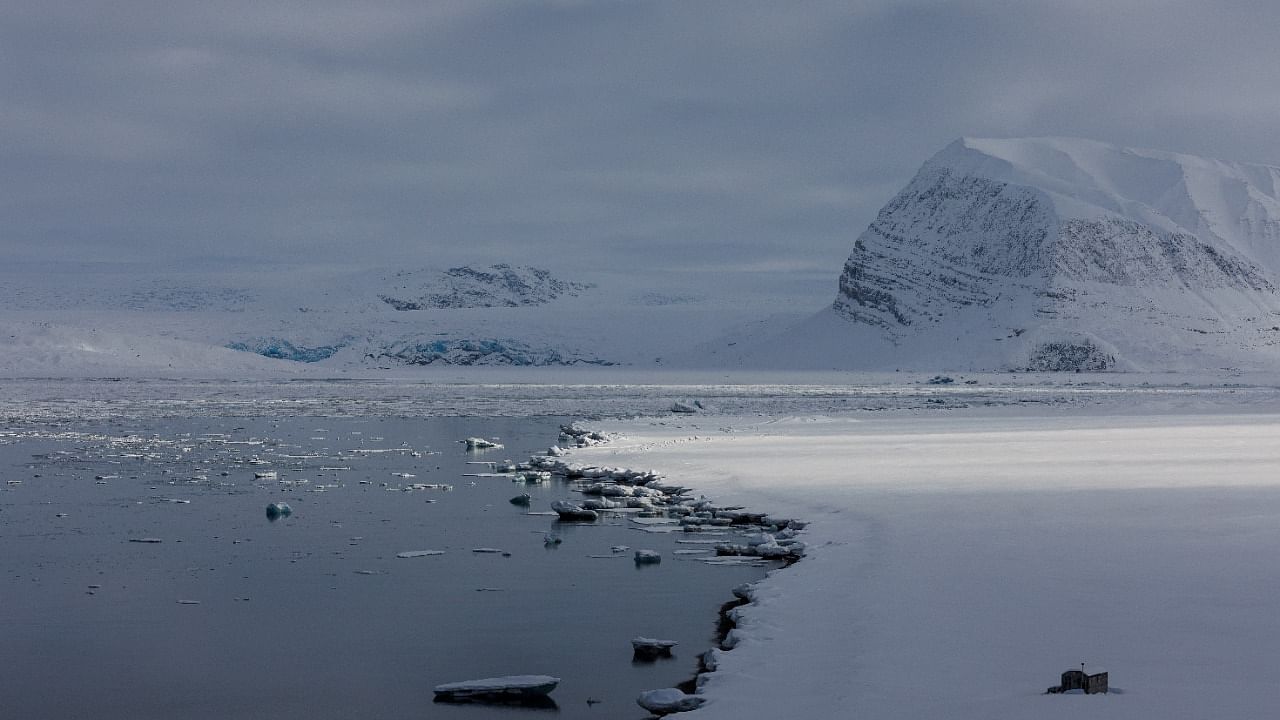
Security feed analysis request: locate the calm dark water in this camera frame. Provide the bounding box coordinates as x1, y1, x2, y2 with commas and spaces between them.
0, 416, 770, 719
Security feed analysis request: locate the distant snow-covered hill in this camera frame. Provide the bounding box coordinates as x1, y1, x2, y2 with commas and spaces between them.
732, 137, 1280, 371
376, 264, 595, 310
0, 260, 825, 375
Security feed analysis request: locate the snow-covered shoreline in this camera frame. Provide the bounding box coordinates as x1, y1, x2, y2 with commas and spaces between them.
568, 410, 1280, 719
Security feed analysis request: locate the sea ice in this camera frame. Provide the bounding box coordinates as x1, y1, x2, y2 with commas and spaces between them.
636, 688, 704, 715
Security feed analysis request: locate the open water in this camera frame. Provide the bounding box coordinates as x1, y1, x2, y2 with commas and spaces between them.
0, 415, 773, 719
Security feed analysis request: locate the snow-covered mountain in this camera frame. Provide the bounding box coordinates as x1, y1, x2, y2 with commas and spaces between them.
14, 136, 1280, 376
0, 260, 826, 375
739, 137, 1280, 371
376, 264, 595, 310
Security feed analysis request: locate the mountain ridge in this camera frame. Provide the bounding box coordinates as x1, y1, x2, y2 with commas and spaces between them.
823, 136, 1280, 371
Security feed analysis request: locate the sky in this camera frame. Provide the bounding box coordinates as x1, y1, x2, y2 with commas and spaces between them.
5, 0, 1280, 278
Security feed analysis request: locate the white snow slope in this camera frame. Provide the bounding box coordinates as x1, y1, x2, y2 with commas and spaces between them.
731, 137, 1280, 372
0, 263, 829, 376
573, 410, 1280, 720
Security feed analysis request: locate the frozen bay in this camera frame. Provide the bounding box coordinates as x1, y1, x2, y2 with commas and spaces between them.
572, 411, 1280, 719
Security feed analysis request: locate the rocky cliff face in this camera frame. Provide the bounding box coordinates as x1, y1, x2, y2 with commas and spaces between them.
832, 137, 1280, 371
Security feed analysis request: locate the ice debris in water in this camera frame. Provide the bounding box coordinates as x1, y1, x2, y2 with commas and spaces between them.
396, 550, 445, 558
265, 502, 292, 520
634, 549, 662, 564
433, 675, 560, 703
636, 688, 705, 715
551, 499, 598, 521
463, 437, 503, 450
631, 637, 678, 660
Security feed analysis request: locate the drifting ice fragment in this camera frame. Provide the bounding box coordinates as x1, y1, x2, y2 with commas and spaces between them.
396, 550, 445, 558
265, 502, 292, 520
551, 500, 598, 521
509, 493, 532, 506
463, 437, 504, 450
433, 675, 560, 704
631, 637, 678, 660
636, 688, 705, 715
634, 549, 662, 565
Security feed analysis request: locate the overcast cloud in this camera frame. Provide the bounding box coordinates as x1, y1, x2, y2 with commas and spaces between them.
5, 1, 1280, 276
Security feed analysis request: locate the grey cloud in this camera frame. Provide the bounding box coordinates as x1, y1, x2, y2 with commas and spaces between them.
3, 1, 1279, 276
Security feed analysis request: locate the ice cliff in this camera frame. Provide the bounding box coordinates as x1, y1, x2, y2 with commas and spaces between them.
831, 137, 1280, 371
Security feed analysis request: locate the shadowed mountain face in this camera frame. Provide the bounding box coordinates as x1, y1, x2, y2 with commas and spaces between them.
831, 137, 1280, 371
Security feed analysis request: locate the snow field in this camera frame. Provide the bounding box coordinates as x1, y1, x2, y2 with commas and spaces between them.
571, 412, 1280, 719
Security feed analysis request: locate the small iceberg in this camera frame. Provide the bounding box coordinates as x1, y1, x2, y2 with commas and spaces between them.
637, 688, 705, 715
463, 437, 504, 450
631, 637, 678, 660
433, 674, 560, 705
551, 499, 598, 522
265, 502, 292, 520
634, 549, 662, 565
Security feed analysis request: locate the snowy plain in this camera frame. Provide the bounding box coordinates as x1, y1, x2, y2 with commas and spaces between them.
569, 406, 1280, 719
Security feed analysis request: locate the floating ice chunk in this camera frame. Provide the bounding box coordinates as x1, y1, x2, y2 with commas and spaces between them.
551, 500, 598, 522
433, 675, 559, 703
176, 599, 201, 605
634, 549, 662, 564
129, 537, 163, 543
396, 550, 445, 558
254, 471, 278, 480
636, 688, 704, 715
509, 493, 532, 506
463, 437, 503, 450
406, 483, 452, 491
472, 547, 507, 554
632, 637, 678, 660
611, 545, 630, 553
265, 502, 292, 520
